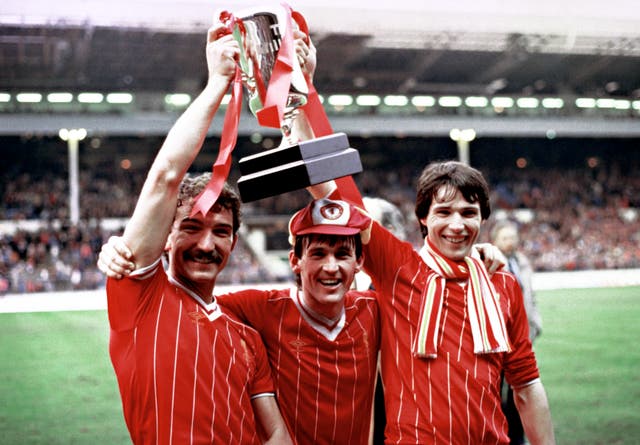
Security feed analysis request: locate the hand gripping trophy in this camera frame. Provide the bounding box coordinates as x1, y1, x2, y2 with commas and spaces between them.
220, 3, 363, 202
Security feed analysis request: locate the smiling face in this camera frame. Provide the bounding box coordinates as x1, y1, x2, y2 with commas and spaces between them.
289, 235, 363, 320
167, 203, 237, 300
420, 185, 482, 261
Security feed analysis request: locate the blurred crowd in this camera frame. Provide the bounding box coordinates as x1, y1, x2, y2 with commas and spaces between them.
1, 135, 638, 294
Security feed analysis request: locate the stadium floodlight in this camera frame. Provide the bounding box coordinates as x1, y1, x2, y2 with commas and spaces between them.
449, 128, 476, 165
575, 98, 596, 108
356, 95, 381, 106
165, 93, 192, 107
327, 95, 353, 107
59, 128, 87, 141
633, 101, 640, 111
383, 95, 409, 106
491, 97, 514, 108
449, 128, 476, 142
614, 100, 631, 110
106, 93, 133, 104
596, 98, 616, 109
47, 93, 73, 103
411, 96, 436, 107
465, 96, 489, 108
0, 93, 10, 102
516, 98, 539, 108
78, 93, 104, 103
16, 93, 42, 103
438, 96, 463, 107
541, 98, 564, 109
58, 128, 88, 226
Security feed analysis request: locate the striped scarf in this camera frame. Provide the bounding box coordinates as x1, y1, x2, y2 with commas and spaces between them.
414, 239, 511, 358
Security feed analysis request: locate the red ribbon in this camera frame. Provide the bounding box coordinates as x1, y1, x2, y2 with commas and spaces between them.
255, 3, 295, 128
192, 4, 363, 217
191, 13, 242, 217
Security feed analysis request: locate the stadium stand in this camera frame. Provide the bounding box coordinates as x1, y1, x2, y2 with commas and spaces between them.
1, 134, 638, 294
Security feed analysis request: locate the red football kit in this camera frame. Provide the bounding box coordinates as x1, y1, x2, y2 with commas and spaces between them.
218, 287, 380, 445
106, 259, 275, 445
364, 222, 540, 444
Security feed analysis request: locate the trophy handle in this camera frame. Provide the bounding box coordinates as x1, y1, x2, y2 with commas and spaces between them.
280, 9, 310, 144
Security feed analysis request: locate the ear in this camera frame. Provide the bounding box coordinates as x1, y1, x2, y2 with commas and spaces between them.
355, 251, 365, 273
231, 234, 239, 251
289, 249, 301, 274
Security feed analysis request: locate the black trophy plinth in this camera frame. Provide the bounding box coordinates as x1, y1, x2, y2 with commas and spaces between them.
237, 133, 362, 202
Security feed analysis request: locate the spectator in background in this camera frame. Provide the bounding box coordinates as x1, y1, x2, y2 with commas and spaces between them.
491, 219, 543, 445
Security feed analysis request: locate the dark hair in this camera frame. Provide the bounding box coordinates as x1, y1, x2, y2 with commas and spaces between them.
292, 233, 362, 287
177, 172, 242, 235
414, 161, 491, 237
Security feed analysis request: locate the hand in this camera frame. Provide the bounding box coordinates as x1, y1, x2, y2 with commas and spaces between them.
474, 243, 507, 275
97, 235, 135, 279
205, 22, 240, 84
294, 29, 316, 80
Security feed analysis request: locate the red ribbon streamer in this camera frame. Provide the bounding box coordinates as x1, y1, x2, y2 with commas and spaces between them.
192, 4, 363, 217
191, 13, 243, 217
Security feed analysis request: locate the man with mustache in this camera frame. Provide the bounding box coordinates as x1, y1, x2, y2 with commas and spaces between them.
103, 22, 292, 444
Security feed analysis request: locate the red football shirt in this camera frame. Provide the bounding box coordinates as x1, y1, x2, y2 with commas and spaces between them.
218, 287, 380, 445
363, 222, 540, 444
107, 260, 275, 445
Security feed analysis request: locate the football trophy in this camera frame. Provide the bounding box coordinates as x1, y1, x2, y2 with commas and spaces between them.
226, 5, 362, 202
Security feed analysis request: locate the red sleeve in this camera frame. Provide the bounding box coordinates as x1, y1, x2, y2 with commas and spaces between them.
247, 326, 276, 396
217, 291, 275, 395
495, 271, 540, 387
217, 289, 272, 332
363, 221, 416, 290
106, 260, 162, 332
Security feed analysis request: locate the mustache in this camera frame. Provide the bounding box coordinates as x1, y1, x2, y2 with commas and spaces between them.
186, 249, 224, 264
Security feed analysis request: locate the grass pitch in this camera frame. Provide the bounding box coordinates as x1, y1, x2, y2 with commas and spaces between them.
0, 286, 638, 444
0, 310, 130, 444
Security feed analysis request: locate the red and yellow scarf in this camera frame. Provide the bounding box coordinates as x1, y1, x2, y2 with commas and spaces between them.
415, 239, 511, 358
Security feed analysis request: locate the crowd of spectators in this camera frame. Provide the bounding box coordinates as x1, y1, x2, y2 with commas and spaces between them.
1, 135, 638, 294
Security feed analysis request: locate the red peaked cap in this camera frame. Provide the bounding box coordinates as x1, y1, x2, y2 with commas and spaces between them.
289, 198, 372, 239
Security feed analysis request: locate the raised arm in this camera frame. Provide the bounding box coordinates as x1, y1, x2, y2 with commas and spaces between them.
122, 24, 239, 268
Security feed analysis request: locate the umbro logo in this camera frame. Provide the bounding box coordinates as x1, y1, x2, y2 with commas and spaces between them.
289, 338, 306, 351
188, 311, 207, 325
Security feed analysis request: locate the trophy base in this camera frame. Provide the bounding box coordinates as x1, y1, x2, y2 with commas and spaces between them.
237, 133, 362, 202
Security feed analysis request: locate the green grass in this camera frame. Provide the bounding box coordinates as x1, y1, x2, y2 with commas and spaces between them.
0, 311, 130, 444
534, 286, 640, 445
0, 287, 639, 444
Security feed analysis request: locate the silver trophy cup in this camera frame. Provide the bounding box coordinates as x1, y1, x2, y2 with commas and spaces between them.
228, 6, 362, 202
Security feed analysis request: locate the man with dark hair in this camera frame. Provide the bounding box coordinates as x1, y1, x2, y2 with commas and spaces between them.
217, 197, 380, 445
103, 23, 292, 444
312, 160, 555, 444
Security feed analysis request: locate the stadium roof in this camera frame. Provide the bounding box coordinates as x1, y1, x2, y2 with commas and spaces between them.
2, 0, 640, 137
